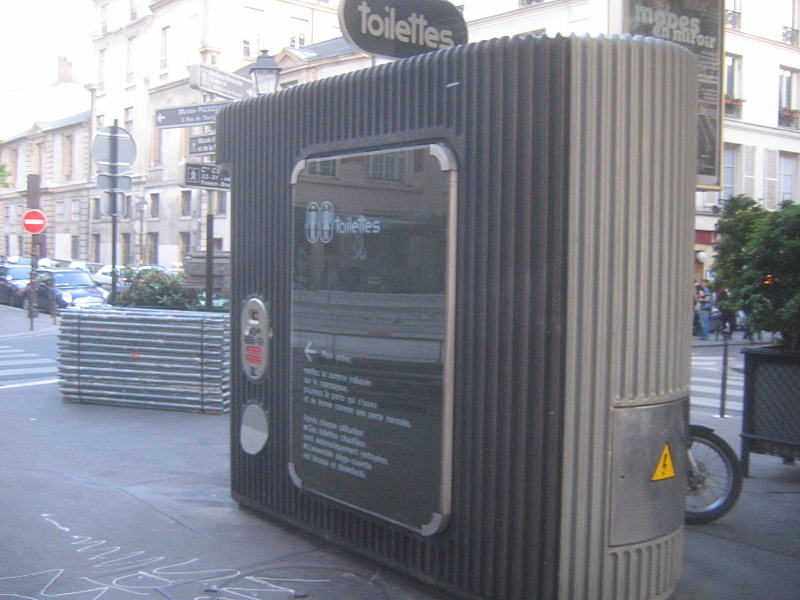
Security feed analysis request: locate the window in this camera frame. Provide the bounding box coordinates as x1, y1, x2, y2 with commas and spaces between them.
100, 4, 108, 34
290, 18, 308, 48
124, 195, 133, 219
124, 107, 134, 132
126, 37, 137, 84
32, 142, 43, 175
160, 26, 169, 70
121, 233, 131, 265
179, 232, 192, 259
146, 232, 159, 264
308, 159, 337, 177
57, 201, 66, 220
207, 190, 228, 215
72, 199, 81, 220
151, 128, 163, 166
724, 55, 743, 118
93, 197, 101, 220
367, 151, 406, 181
243, 39, 251, 58
722, 145, 737, 199
149, 193, 160, 218
726, 0, 741, 29
779, 152, 796, 202
71, 235, 80, 260
181, 190, 192, 216
9, 148, 17, 184
98, 49, 106, 93
780, 67, 797, 109
63, 134, 74, 180
779, 68, 800, 127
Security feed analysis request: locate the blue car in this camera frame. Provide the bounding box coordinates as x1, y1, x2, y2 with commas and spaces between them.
0, 264, 32, 307
25, 268, 108, 310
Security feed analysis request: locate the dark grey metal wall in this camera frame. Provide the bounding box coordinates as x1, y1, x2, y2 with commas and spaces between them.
217, 33, 696, 600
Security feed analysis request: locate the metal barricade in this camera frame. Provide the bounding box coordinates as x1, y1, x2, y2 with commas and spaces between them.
59, 307, 230, 413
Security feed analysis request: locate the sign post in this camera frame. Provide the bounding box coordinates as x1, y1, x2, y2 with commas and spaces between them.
92, 121, 137, 302
22, 209, 48, 328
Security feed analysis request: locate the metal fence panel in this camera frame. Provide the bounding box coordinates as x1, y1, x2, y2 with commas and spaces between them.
59, 307, 230, 413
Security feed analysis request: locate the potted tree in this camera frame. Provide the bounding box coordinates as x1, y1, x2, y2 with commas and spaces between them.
713, 195, 800, 474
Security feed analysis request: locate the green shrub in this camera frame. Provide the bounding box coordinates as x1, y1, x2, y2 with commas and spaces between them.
112, 269, 200, 310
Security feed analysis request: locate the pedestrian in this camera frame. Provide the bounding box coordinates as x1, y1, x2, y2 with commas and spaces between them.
716, 286, 737, 336
698, 280, 713, 340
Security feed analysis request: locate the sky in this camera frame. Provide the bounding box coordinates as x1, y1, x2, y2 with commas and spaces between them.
0, 0, 96, 140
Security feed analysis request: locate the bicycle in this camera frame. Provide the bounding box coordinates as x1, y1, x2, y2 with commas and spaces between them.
686, 424, 744, 524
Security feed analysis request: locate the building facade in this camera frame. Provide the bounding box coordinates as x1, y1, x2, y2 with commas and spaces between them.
0, 111, 93, 261
3, 0, 800, 281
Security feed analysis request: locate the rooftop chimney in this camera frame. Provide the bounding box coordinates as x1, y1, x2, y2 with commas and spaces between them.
55, 56, 74, 85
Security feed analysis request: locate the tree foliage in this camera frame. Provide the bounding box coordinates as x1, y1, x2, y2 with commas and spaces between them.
714, 195, 800, 351
0, 163, 10, 188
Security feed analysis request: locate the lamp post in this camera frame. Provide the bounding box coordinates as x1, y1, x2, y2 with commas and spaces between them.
249, 50, 281, 95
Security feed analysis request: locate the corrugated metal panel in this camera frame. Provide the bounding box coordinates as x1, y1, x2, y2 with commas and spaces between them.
58, 307, 230, 413
218, 33, 696, 600
559, 36, 697, 600
219, 34, 570, 600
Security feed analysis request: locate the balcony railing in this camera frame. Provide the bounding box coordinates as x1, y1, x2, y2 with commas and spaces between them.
783, 26, 800, 46
726, 10, 741, 30
779, 107, 800, 129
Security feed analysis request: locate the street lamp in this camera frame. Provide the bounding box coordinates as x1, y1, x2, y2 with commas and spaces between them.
249, 50, 281, 95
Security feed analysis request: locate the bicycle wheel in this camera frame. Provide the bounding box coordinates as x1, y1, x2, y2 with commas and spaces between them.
686, 425, 743, 524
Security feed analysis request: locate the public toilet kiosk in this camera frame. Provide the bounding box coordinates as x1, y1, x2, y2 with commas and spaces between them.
217, 32, 697, 600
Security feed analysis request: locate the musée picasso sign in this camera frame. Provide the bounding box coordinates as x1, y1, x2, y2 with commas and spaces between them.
339, 0, 468, 59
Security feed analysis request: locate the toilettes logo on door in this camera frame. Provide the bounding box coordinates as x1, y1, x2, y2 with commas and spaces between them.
305, 202, 382, 244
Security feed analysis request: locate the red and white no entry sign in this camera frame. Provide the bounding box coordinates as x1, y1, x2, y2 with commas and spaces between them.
22, 209, 47, 234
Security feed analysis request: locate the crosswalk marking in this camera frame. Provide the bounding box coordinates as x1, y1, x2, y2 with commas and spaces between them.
691, 353, 744, 412
0, 344, 58, 389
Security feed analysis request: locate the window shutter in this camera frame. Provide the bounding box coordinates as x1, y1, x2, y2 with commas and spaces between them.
764, 148, 778, 209
744, 145, 756, 197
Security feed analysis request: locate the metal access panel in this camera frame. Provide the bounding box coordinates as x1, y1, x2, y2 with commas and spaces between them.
218, 34, 697, 600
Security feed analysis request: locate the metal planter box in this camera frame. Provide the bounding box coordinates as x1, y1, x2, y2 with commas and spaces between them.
218, 34, 696, 600
59, 307, 230, 413
741, 346, 800, 475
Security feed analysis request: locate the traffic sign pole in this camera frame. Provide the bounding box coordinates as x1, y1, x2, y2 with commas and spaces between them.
110, 120, 119, 303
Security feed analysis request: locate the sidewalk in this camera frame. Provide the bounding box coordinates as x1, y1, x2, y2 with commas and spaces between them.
0, 303, 59, 338
1, 305, 798, 600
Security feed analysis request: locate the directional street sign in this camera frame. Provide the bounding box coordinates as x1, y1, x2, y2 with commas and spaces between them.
188, 64, 255, 101
155, 102, 231, 128
22, 209, 47, 234
92, 125, 136, 174
189, 134, 216, 155
181, 163, 231, 190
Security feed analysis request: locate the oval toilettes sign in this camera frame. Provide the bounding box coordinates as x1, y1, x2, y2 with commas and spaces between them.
339, 0, 468, 59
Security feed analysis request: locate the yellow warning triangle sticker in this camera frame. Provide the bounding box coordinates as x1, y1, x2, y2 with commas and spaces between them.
652, 443, 676, 481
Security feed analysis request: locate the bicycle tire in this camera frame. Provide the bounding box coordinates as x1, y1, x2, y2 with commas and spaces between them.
686, 425, 743, 524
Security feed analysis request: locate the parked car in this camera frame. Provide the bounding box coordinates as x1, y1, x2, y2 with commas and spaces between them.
25, 268, 108, 310
0, 264, 32, 307
92, 264, 138, 290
